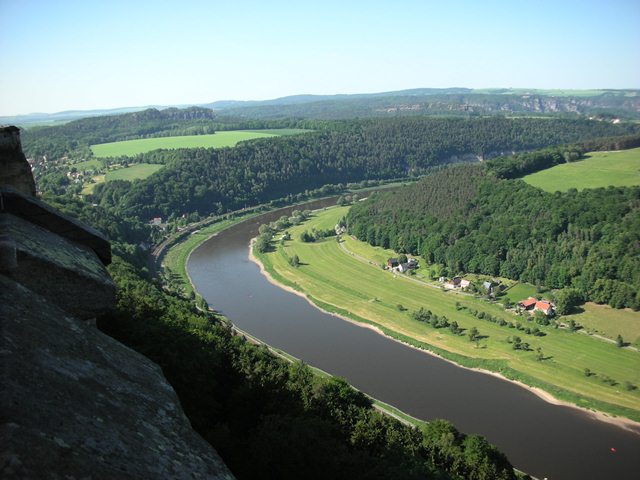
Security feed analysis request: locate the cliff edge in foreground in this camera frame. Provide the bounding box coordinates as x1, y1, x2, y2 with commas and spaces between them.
0, 125, 233, 479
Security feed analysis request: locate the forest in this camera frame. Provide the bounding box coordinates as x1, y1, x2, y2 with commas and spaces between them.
50, 196, 516, 480
86, 117, 638, 219
209, 89, 640, 120
346, 164, 640, 309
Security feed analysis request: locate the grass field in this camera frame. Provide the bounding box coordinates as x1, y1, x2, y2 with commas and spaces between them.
523, 147, 640, 192
73, 159, 102, 170
104, 163, 163, 181
567, 303, 640, 347
91, 130, 287, 157
502, 283, 539, 304
255, 206, 640, 420
80, 175, 104, 195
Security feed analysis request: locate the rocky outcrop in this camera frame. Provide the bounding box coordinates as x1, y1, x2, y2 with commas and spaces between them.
0, 126, 36, 197
0, 126, 234, 479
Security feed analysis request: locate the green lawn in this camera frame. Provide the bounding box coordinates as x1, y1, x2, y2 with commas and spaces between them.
256, 206, 640, 420
91, 130, 284, 157
523, 147, 640, 192
502, 283, 539, 304
567, 303, 640, 347
104, 163, 163, 181
73, 159, 102, 170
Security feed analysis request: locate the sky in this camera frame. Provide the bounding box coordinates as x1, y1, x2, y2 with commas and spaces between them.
1, 0, 639, 116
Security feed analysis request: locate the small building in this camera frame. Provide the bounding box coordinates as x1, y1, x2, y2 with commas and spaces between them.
460, 279, 471, 289
387, 258, 399, 269
534, 300, 554, 316
150, 217, 163, 226
444, 277, 461, 289
518, 297, 538, 310
396, 258, 418, 273
518, 297, 554, 316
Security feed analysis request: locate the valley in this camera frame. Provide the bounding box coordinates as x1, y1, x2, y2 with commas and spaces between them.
252, 205, 640, 420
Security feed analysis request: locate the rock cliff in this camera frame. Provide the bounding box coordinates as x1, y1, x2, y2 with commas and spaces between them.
0, 126, 234, 479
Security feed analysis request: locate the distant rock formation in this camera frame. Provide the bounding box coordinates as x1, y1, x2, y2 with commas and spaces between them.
0, 126, 234, 479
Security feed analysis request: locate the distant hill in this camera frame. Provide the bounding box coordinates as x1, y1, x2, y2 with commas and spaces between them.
5, 88, 639, 126
208, 89, 640, 120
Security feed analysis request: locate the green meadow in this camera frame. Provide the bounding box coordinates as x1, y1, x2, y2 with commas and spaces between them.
73, 158, 102, 170
255, 206, 640, 420
523, 147, 640, 192
567, 303, 640, 348
91, 130, 285, 157
104, 163, 163, 181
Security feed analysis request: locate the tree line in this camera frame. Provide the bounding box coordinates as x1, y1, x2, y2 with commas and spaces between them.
46, 195, 517, 480
88, 117, 638, 219
486, 134, 640, 179
347, 164, 640, 309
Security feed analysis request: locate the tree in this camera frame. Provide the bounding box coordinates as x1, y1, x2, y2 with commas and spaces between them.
616, 334, 624, 348
289, 254, 300, 268
468, 327, 480, 342
555, 288, 582, 315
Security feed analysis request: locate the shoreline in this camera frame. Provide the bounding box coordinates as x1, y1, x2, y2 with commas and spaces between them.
248, 241, 640, 436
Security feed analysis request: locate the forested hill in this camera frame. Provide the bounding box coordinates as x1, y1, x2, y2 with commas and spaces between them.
21, 107, 307, 160
210, 90, 640, 120
44, 195, 517, 480
91, 117, 638, 219
346, 165, 640, 309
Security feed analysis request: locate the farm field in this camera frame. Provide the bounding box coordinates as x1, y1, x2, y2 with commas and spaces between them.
73, 159, 102, 170
255, 206, 640, 419
90, 130, 289, 157
523, 147, 640, 192
104, 163, 163, 181
567, 303, 640, 347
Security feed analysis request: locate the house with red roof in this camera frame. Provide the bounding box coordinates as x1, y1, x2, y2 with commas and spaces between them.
518, 297, 537, 309
534, 300, 553, 316
518, 297, 554, 316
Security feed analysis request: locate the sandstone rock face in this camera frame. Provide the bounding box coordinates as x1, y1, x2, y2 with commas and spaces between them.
0, 127, 234, 479
0, 126, 36, 197
2, 212, 115, 319
0, 276, 234, 479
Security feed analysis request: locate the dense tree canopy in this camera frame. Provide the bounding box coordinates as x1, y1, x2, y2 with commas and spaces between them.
89, 117, 637, 219
347, 164, 640, 309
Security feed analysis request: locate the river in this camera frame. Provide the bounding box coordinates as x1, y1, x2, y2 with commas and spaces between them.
187, 198, 640, 480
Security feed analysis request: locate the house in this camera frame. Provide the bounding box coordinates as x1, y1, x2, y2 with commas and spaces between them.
460, 279, 471, 289
444, 277, 462, 289
387, 258, 399, 269
396, 258, 418, 273
534, 300, 554, 316
150, 216, 163, 226
518, 297, 538, 310
518, 297, 554, 316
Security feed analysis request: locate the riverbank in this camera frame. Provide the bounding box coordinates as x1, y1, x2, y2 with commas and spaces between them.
249, 241, 640, 435
248, 241, 640, 435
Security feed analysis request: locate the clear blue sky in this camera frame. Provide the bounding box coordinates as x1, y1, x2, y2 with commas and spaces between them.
1, 0, 638, 115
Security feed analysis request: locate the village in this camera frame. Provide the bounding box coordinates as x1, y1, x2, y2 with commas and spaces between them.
385, 256, 555, 317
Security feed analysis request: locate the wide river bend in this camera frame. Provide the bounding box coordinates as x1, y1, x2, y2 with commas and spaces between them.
187, 198, 640, 480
